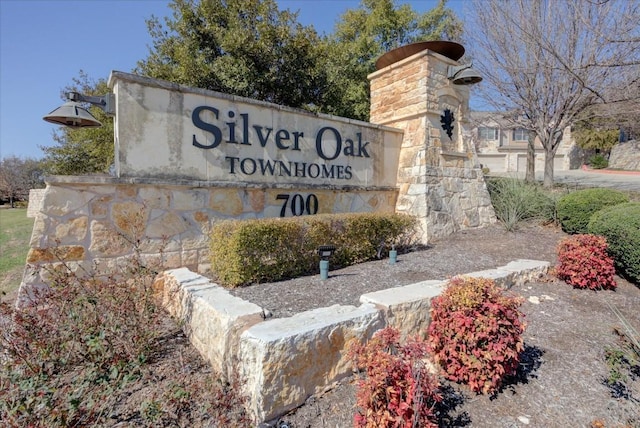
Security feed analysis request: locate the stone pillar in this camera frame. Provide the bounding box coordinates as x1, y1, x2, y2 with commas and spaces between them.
369, 48, 495, 243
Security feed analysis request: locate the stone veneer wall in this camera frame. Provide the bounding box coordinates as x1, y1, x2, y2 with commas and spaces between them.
369, 50, 496, 241
27, 189, 46, 218
18, 175, 397, 303
609, 140, 640, 171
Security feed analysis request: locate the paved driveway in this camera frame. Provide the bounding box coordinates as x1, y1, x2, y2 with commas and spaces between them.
492, 169, 640, 193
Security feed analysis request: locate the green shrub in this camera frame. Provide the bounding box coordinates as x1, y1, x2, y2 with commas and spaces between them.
348, 327, 441, 427
557, 188, 629, 234
210, 213, 417, 287
588, 154, 609, 169
588, 202, 640, 284
486, 177, 557, 231
209, 218, 310, 287
427, 277, 525, 395
555, 234, 616, 290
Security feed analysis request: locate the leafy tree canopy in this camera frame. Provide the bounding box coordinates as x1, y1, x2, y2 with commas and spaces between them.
322, 0, 462, 120
137, 0, 326, 109
40, 71, 114, 175
573, 127, 619, 153
137, 0, 462, 121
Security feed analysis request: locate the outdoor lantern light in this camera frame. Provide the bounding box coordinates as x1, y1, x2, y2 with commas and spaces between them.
43, 91, 115, 128
317, 245, 336, 280
447, 63, 483, 85
318, 245, 336, 260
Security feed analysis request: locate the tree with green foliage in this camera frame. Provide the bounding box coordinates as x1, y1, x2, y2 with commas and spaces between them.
0, 156, 45, 207
137, 0, 462, 121
323, 0, 462, 121
573, 128, 619, 154
571, 101, 630, 156
137, 0, 326, 109
40, 71, 114, 175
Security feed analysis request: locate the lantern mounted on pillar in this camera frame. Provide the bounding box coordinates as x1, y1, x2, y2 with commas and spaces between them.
447, 63, 483, 85
43, 91, 115, 128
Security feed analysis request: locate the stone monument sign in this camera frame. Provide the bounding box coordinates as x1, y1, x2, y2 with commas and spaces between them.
19, 42, 495, 303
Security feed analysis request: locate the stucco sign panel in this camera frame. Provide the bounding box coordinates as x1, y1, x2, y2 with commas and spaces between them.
109, 72, 403, 188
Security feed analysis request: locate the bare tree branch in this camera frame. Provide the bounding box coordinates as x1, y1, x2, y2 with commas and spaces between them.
467, 0, 640, 187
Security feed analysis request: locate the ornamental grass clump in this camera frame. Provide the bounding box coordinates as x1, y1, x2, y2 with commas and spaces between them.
555, 234, 617, 290
348, 327, 442, 428
427, 277, 525, 395
485, 177, 557, 231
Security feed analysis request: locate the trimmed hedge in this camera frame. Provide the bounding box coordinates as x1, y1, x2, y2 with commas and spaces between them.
209, 213, 417, 287
557, 188, 629, 234
588, 202, 640, 284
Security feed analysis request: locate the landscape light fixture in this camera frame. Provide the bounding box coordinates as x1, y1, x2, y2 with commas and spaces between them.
447, 63, 482, 85
317, 245, 336, 280
43, 91, 115, 128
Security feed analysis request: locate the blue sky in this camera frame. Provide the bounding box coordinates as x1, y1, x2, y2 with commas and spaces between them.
0, 0, 465, 160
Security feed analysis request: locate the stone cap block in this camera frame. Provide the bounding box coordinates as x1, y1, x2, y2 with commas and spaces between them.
359, 280, 445, 307
457, 268, 516, 288
240, 303, 384, 422
243, 303, 381, 341
161, 267, 264, 319
501, 259, 550, 273
460, 259, 550, 289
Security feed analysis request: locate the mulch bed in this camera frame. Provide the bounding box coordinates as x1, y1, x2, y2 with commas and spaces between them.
228, 224, 565, 318
231, 224, 640, 428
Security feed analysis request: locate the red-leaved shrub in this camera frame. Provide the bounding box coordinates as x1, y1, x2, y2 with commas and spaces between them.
427, 277, 525, 395
556, 234, 616, 290
348, 327, 441, 428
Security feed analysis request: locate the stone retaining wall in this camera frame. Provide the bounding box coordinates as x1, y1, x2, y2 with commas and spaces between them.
609, 140, 640, 171
18, 176, 397, 304
154, 259, 550, 423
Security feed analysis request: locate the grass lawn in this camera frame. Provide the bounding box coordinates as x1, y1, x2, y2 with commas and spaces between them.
0, 208, 33, 301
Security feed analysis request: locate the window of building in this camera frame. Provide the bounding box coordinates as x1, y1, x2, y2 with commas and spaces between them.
478, 127, 498, 140
512, 128, 528, 141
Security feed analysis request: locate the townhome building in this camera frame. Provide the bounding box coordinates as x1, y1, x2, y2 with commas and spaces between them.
471, 111, 583, 173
